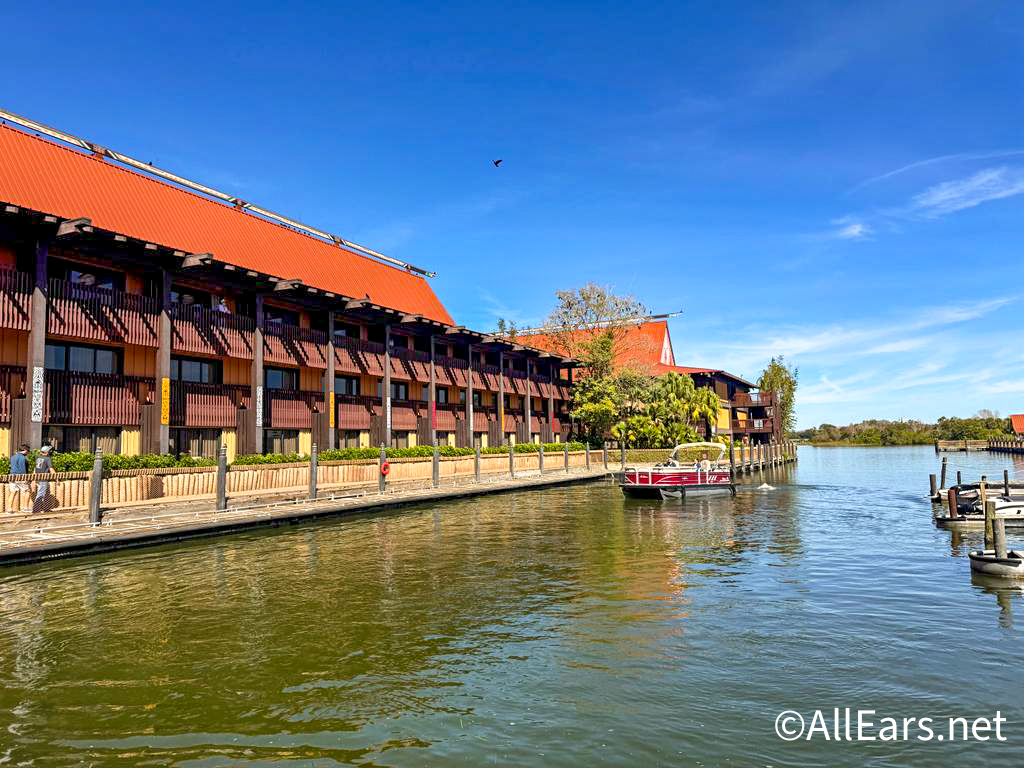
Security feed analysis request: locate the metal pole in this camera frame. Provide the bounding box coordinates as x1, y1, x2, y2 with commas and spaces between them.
309, 442, 318, 500
216, 444, 227, 511
539, 444, 545, 474
620, 443, 626, 469
564, 442, 570, 473
89, 448, 103, 524
474, 445, 481, 483
603, 442, 608, 470
432, 441, 440, 488
378, 443, 386, 493
509, 443, 516, 479
585, 444, 591, 470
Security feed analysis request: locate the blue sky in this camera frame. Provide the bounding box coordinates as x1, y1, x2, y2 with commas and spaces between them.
4, 1, 1024, 428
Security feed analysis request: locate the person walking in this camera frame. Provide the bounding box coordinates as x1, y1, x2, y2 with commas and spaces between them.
32, 444, 56, 515
8, 444, 31, 513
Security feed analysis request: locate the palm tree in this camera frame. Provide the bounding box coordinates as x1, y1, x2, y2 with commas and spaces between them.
688, 387, 722, 439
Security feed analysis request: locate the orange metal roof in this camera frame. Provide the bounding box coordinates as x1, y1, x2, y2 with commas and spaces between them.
1011, 414, 1024, 434
0, 124, 453, 324
518, 320, 753, 385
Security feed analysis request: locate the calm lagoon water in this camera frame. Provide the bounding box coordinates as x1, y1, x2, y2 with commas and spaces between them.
1, 445, 1023, 766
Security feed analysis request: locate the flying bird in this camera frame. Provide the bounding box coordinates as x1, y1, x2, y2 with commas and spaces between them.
493, 159, 502, 167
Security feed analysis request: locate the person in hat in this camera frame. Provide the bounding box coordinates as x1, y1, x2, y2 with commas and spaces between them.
32, 444, 56, 514
8, 444, 31, 513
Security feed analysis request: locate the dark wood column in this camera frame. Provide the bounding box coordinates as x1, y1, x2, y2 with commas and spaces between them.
466, 343, 474, 447
524, 357, 531, 442
498, 350, 505, 445
156, 269, 172, 454
547, 362, 555, 442
383, 324, 392, 447
324, 312, 336, 450
26, 240, 48, 449
429, 335, 436, 446
249, 295, 264, 454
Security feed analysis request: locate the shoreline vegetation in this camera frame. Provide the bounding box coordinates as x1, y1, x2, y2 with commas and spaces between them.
792, 415, 1013, 446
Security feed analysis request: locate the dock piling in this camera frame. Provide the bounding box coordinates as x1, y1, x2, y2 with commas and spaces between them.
940, 457, 947, 490
929, 474, 937, 500
947, 487, 959, 519
1004, 469, 1010, 498
957, 470, 962, 486
216, 444, 227, 512
88, 448, 103, 525
984, 499, 996, 551
993, 512, 1008, 560
309, 443, 318, 500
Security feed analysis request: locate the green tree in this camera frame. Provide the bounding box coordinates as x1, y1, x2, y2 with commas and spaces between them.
570, 375, 621, 444
758, 356, 798, 435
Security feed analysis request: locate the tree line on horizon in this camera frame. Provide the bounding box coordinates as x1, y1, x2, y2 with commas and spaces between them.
793, 413, 1013, 445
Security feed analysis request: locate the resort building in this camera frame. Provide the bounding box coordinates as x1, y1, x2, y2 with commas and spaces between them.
516, 318, 781, 444
0, 113, 574, 460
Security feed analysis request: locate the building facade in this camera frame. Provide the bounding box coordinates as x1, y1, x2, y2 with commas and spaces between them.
518, 319, 782, 444
0, 119, 574, 459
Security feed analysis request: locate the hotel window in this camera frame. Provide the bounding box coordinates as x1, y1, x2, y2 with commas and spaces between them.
264, 429, 300, 455
43, 426, 120, 455
457, 390, 482, 407
45, 343, 120, 375
264, 306, 300, 326
335, 375, 360, 396
435, 431, 451, 444
337, 430, 361, 448
390, 432, 410, 449
436, 387, 448, 404
376, 381, 408, 400
413, 334, 430, 354
171, 356, 222, 384
265, 367, 299, 391
51, 259, 125, 292
334, 320, 362, 339
169, 428, 220, 459
503, 394, 512, 410
170, 285, 215, 308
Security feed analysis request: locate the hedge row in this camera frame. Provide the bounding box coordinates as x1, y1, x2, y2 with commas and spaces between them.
232, 442, 587, 466
0, 452, 216, 475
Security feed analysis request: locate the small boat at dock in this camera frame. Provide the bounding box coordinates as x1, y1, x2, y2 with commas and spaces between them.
934, 498, 1024, 530
969, 550, 1024, 579
620, 442, 735, 499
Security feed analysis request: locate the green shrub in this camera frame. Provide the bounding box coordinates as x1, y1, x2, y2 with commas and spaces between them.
0, 451, 215, 474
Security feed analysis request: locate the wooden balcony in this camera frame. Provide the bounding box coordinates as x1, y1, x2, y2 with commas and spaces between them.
169, 381, 250, 428
435, 355, 469, 387
171, 305, 255, 359
265, 389, 325, 429
47, 279, 159, 347
731, 418, 774, 434
390, 399, 422, 431
44, 371, 154, 425
471, 364, 502, 391
334, 336, 386, 377
264, 323, 329, 369
336, 394, 377, 430
0, 365, 26, 422
732, 391, 773, 408
0, 269, 31, 331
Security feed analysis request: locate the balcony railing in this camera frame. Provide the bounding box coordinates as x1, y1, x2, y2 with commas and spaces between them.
169, 381, 250, 428
731, 418, 774, 434
44, 371, 154, 425
263, 323, 329, 368
47, 279, 159, 347
334, 335, 386, 377
0, 269, 32, 331
0, 365, 26, 422
732, 391, 773, 408
265, 389, 325, 429
170, 305, 255, 359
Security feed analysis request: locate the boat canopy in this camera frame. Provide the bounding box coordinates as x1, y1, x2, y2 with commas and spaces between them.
669, 442, 726, 462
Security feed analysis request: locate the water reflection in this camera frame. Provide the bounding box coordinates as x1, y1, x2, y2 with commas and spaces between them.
0, 449, 1021, 766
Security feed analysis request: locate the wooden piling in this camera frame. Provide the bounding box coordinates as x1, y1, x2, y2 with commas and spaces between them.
984, 499, 996, 552
993, 514, 1008, 559
88, 448, 103, 525
947, 487, 959, 519
940, 457, 947, 490
929, 474, 937, 499
1004, 469, 1010, 498
956, 470, 962, 486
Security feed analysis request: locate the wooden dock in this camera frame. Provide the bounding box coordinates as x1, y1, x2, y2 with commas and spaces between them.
935, 439, 990, 452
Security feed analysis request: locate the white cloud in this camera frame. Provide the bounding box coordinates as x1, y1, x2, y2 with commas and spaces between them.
830, 216, 872, 240
851, 149, 1024, 191
909, 166, 1024, 218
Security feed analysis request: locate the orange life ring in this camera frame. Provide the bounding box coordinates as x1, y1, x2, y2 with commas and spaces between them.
381, 461, 390, 476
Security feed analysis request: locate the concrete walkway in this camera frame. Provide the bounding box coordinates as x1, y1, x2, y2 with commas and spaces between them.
0, 468, 614, 566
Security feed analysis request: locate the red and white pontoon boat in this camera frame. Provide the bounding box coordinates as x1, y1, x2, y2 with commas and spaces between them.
620, 442, 735, 499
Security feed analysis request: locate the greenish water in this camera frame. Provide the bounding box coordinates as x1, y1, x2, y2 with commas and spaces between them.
1, 446, 1022, 766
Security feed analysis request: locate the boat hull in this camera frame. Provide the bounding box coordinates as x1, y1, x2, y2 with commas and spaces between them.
969, 550, 1024, 579
620, 468, 734, 498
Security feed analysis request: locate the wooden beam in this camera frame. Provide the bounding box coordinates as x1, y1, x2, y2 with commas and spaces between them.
56, 217, 92, 238
115, 235, 128, 243
445, 326, 465, 335
144, 242, 158, 251
400, 314, 421, 324
43, 215, 57, 223
181, 252, 213, 268
273, 278, 303, 292
345, 299, 367, 310
4, 205, 19, 214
